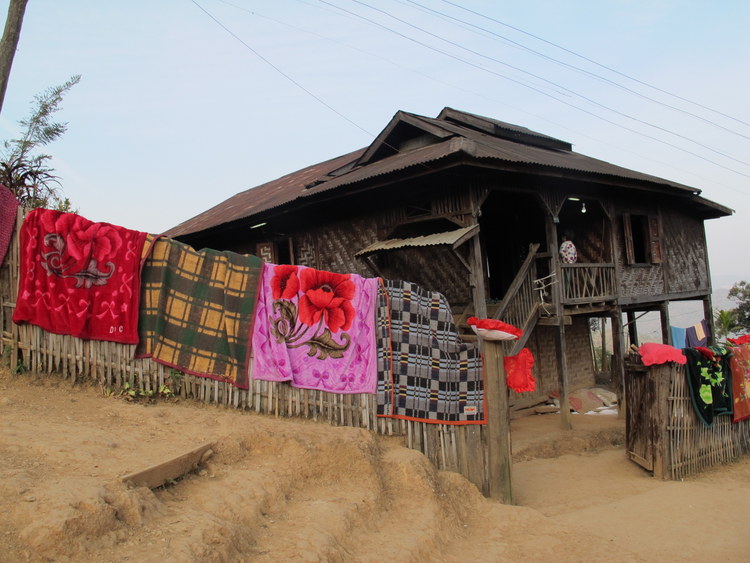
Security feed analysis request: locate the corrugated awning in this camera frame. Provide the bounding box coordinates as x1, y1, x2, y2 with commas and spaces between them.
355, 224, 478, 257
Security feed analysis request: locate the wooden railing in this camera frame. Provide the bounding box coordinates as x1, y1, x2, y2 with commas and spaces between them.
492, 244, 541, 353
560, 263, 616, 304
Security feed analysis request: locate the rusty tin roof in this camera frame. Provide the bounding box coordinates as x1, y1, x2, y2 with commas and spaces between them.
166, 108, 730, 238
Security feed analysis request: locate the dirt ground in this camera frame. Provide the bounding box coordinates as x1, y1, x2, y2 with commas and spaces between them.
1, 366, 749, 562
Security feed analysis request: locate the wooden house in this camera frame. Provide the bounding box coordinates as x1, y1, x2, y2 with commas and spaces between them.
167, 107, 731, 420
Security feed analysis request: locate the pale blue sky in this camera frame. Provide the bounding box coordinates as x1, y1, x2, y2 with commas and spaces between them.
1, 0, 748, 295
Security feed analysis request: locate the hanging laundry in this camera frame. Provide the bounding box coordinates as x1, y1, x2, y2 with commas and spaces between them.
136, 237, 263, 389
504, 348, 536, 392
251, 263, 379, 394
0, 184, 19, 267
728, 335, 750, 346
685, 319, 709, 347
728, 345, 750, 423
13, 208, 148, 344
377, 280, 484, 424
670, 325, 687, 348
683, 346, 733, 427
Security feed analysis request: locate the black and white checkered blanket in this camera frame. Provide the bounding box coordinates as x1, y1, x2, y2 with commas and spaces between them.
377, 280, 485, 424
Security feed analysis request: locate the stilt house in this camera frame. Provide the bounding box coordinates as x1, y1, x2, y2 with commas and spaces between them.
167, 107, 731, 412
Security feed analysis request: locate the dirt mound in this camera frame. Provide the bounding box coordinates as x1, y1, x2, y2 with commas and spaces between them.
1, 367, 748, 562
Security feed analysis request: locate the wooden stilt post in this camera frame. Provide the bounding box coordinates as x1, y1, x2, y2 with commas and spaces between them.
659, 302, 671, 345
702, 297, 715, 346
468, 225, 490, 493
554, 319, 572, 430
482, 338, 513, 504
546, 214, 571, 430
626, 311, 638, 347
611, 309, 626, 418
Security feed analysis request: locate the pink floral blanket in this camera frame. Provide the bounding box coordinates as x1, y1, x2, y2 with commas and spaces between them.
251, 263, 379, 394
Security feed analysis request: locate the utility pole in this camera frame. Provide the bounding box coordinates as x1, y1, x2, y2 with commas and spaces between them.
0, 0, 29, 114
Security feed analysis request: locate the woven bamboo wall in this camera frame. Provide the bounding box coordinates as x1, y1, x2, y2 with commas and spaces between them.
0, 209, 494, 495
661, 209, 709, 294
665, 363, 750, 480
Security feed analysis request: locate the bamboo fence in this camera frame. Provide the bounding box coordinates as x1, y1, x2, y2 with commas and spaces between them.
666, 363, 750, 480
626, 359, 750, 480
0, 208, 492, 495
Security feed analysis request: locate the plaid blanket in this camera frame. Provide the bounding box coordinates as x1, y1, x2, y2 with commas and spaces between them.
135, 238, 263, 389
377, 280, 485, 424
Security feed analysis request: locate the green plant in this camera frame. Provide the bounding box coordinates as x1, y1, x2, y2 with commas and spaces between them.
0, 75, 80, 210
115, 381, 176, 403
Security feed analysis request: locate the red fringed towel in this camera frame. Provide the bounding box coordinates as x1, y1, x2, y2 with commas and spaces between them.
504, 348, 536, 392
13, 209, 148, 343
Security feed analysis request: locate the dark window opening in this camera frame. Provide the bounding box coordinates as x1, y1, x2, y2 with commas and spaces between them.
277, 238, 292, 264
623, 214, 662, 265
630, 215, 648, 263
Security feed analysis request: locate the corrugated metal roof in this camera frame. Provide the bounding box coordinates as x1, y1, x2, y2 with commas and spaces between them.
437, 107, 572, 150
355, 225, 478, 257
165, 149, 365, 237
168, 107, 730, 239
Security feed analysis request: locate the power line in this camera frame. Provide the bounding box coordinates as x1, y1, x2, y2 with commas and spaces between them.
438, 0, 750, 130
189, 0, 375, 139
403, 0, 750, 142
219, 0, 749, 197
314, 0, 750, 179
196, 0, 750, 190
346, 0, 750, 169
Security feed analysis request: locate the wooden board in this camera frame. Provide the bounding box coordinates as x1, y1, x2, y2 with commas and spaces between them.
120, 442, 215, 489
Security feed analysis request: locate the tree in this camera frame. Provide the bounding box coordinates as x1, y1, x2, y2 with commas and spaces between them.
0, 0, 29, 114
0, 74, 80, 210
728, 281, 750, 333
713, 309, 739, 341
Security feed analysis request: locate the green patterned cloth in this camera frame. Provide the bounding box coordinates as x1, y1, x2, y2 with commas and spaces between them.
136, 237, 263, 389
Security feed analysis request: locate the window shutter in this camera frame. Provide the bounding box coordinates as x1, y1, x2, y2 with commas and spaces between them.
648, 215, 663, 264
623, 214, 635, 264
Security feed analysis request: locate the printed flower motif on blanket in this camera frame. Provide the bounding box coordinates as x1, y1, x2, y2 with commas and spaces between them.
13, 208, 148, 344
252, 263, 379, 394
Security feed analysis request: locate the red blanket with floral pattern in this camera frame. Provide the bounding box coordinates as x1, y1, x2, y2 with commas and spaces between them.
13, 209, 148, 343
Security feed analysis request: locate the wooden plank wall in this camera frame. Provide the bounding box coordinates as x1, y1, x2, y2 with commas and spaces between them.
0, 209, 492, 495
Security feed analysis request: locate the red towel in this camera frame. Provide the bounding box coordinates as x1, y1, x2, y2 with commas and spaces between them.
504, 348, 536, 392
13, 209, 148, 343
637, 342, 686, 366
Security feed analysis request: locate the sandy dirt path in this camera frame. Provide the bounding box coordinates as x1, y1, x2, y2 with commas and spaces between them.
1, 367, 748, 562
